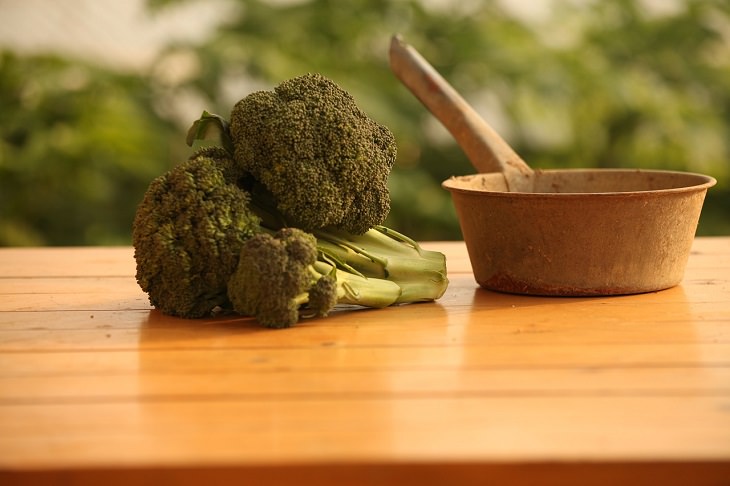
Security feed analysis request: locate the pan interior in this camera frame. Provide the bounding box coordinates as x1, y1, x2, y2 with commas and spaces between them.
445, 169, 716, 195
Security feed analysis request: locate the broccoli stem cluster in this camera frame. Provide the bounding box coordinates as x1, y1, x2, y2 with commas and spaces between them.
133, 73, 448, 328
227, 227, 411, 328
225, 224, 448, 328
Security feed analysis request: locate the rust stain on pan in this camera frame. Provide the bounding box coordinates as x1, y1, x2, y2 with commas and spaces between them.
480, 272, 667, 297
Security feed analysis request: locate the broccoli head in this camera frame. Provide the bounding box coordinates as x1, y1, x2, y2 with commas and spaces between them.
229, 73, 397, 235
132, 147, 261, 318
137, 73, 449, 326
227, 227, 404, 328
227, 227, 321, 328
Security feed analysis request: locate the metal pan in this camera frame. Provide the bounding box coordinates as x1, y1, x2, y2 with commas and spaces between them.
389, 35, 716, 296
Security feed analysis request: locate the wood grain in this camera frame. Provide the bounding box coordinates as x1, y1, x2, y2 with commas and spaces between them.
1, 239, 729, 485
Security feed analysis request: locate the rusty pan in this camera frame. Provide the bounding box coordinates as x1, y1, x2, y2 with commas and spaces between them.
390, 36, 717, 295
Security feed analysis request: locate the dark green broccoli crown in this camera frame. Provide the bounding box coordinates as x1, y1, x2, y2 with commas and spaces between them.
227, 227, 319, 328
306, 275, 338, 318
190, 146, 249, 186
132, 149, 261, 318
229, 73, 397, 235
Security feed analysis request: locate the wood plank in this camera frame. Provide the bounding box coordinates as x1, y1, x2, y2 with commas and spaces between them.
2, 463, 730, 486
1, 287, 728, 351
1, 341, 729, 377
0, 268, 727, 323
0, 276, 141, 295
0, 242, 468, 277
1, 303, 728, 359
1, 367, 729, 404
0, 247, 137, 278
0, 308, 728, 349
0, 243, 730, 279
0, 238, 725, 280
1, 396, 729, 468
1, 239, 728, 483
1, 239, 724, 280
0, 271, 727, 304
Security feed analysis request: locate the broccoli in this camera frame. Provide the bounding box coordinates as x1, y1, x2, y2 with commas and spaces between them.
314, 225, 449, 303
134, 72, 449, 327
228, 73, 397, 235
132, 146, 447, 326
227, 227, 405, 328
132, 147, 261, 318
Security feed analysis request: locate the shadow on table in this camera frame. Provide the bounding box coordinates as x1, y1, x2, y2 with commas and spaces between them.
137, 298, 450, 349
461, 283, 698, 349
136, 308, 278, 350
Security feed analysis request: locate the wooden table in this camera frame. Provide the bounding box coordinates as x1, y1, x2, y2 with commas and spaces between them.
1, 238, 729, 485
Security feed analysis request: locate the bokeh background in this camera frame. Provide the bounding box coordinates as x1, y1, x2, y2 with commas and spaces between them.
1, 0, 728, 246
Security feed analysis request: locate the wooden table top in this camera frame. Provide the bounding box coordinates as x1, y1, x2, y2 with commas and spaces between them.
1, 238, 729, 485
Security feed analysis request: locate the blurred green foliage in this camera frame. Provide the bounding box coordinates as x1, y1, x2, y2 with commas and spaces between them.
1, 0, 728, 246
0, 52, 182, 245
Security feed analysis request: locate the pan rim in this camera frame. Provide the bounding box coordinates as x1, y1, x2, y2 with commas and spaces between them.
442, 168, 717, 197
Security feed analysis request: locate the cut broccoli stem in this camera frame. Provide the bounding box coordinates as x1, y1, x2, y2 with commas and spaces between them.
312, 226, 449, 303
311, 260, 402, 308
373, 225, 423, 254
247, 190, 448, 300
227, 228, 412, 328
186, 111, 234, 154
240, 200, 448, 316
313, 231, 389, 271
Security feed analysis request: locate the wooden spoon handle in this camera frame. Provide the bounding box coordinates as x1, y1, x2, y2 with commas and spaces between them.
389, 35, 533, 188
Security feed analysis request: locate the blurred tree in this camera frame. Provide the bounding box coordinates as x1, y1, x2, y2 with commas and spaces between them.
1, 0, 728, 246
0, 52, 181, 245
148, 0, 730, 237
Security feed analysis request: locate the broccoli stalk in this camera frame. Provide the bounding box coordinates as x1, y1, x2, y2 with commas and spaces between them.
185, 111, 234, 154
227, 228, 405, 328
310, 260, 402, 308
314, 225, 448, 303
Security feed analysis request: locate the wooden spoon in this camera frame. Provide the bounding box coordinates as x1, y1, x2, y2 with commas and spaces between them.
389, 35, 534, 192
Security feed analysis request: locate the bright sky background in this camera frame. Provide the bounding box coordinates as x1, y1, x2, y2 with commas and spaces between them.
0, 0, 682, 70
0, 0, 233, 69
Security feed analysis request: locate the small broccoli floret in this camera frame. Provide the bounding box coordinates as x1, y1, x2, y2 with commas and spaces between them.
226, 228, 317, 327
132, 147, 261, 318
227, 227, 404, 328
192, 145, 250, 186
228, 73, 397, 235
305, 275, 338, 318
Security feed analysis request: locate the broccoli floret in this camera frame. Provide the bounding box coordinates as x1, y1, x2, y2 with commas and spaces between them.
132, 147, 261, 318
227, 227, 404, 328
228, 73, 396, 234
